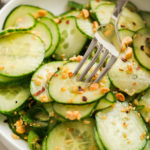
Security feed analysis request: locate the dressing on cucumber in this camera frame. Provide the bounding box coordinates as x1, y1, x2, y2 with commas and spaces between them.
96, 102, 147, 150
30, 61, 64, 103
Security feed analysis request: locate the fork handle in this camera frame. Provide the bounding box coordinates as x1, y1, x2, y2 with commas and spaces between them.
113, 0, 128, 19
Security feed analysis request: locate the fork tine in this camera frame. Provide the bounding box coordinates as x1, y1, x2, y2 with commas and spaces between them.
73, 36, 98, 76
78, 44, 103, 81
93, 55, 117, 83
85, 49, 109, 82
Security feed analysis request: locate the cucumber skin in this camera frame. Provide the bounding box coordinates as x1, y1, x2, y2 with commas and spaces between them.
3, 4, 55, 30
133, 28, 150, 71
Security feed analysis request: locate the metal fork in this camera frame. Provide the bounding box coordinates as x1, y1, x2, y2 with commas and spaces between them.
74, 0, 128, 83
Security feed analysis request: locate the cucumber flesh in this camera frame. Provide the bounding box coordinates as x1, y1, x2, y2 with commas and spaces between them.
108, 54, 150, 96
0, 32, 45, 77
3, 5, 54, 29
96, 3, 145, 31
39, 17, 60, 58
53, 102, 96, 120
133, 28, 150, 70
30, 61, 64, 103
54, 17, 87, 60
138, 88, 150, 123
47, 120, 99, 150
96, 102, 147, 150
144, 140, 150, 150
95, 98, 114, 111
0, 83, 30, 114
105, 92, 116, 103
30, 22, 52, 52
60, 10, 80, 18
76, 18, 95, 39
41, 137, 47, 150
49, 61, 110, 104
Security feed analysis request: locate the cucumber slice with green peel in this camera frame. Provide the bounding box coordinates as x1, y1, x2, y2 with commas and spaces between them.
76, 18, 95, 39
96, 102, 148, 150
28, 130, 41, 150
30, 61, 64, 103
94, 128, 105, 150
49, 61, 110, 104
95, 98, 114, 111
0, 83, 30, 114
3, 5, 54, 29
53, 102, 96, 120
96, 3, 145, 31
41, 137, 47, 150
138, 88, 150, 123
68, 1, 85, 10
108, 54, 150, 96
39, 17, 60, 58
119, 29, 134, 41
0, 75, 18, 84
4, 14, 35, 30
140, 11, 150, 29
96, 2, 114, 26
0, 32, 45, 77
105, 92, 116, 103
60, 10, 80, 18
118, 8, 145, 31
30, 21, 52, 52
133, 28, 150, 70
46, 120, 99, 150
54, 17, 87, 60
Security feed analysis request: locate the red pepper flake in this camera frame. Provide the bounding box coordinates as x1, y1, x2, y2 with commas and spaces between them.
121, 24, 126, 28
132, 22, 136, 26
68, 72, 73, 78
136, 66, 140, 71
34, 87, 45, 96
66, 20, 70, 24
121, 58, 127, 62
82, 96, 87, 102
140, 45, 144, 51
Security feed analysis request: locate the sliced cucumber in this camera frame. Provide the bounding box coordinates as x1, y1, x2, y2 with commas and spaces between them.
0, 83, 30, 114
53, 102, 96, 120
76, 18, 95, 39
94, 128, 105, 150
133, 28, 150, 70
108, 54, 150, 96
96, 3, 145, 31
54, 17, 87, 60
140, 11, 150, 29
46, 120, 99, 150
119, 29, 134, 41
60, 10, 80, 18
105, 91, 116, 103
95, 98, 114, 111
30, 22, 52, 52
0, 75, 18, 84
30, 61, 64, 103
28, 130, 41, 150
96, 102, 147, 150
3, 5, 54, 29
49, 61, 110, 104
68, 1, 85, 10
96, 2, 114, 26
0, 32, 45, 77
118, 8, 145, 31
138, 88, 150, 123
39, 17, 60, 58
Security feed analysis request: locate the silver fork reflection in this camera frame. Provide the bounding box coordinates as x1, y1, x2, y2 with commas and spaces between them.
74, 0, 128, 83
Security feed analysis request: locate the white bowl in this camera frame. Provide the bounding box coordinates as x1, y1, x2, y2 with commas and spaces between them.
0, 0, 149, 150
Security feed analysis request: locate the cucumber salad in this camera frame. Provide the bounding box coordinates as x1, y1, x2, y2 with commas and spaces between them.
0, 0, 150, 150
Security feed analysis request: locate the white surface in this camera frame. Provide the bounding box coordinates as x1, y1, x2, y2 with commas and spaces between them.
0, 0, 150, 150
